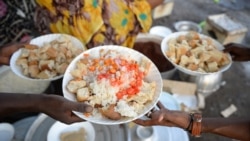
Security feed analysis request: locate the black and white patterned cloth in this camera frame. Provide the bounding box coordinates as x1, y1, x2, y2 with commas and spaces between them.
0, 0, 38, 46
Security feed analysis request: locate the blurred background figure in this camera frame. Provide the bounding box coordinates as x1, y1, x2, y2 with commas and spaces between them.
34, 0, 163, 48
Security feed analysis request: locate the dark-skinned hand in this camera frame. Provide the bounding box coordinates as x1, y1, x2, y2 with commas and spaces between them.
133, 102, 190, 129
223, 43, 250, 61
40, 95, 93, 124
0, 43, 26, 65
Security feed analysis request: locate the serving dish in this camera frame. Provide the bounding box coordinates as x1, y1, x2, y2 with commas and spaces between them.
62, 45, 162, 125
10, 33, 85, 82
174, 21, 202, 33
161, 31, 232, 76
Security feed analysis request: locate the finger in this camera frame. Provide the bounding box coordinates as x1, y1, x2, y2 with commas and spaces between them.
146, 110, 154, 118
9, 43, 26, 52
223, 47, 232, 53
151, 107, 157, 112
71, 102, 93, 113
62, 112, 85, 124
69, 112, 85, 123
133, 119, 154, 126
157, 101, 166, 109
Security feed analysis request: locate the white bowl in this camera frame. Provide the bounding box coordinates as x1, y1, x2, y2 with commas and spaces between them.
10, 33, 86, 82
174, 21, 202, 33
161, 31, 232, 76
136, 126, 155, 141
62, 45, 162, 125
149, 26, 172, 38
47, 121, 95, 141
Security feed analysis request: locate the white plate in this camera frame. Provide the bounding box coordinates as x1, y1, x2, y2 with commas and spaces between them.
10, 33, 86, 82
47, 121, 95, 141
62, 45, 162, 125
149, 26, 172, 38
161, 31, 232, 76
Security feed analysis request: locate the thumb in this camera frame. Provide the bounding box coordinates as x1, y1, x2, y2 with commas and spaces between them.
71, 102, 93, 113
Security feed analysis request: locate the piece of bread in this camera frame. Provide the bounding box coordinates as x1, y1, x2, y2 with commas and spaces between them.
179, 55, 189, 66
36, 70, 56, 79
24, 44, 39, 50
176, 46, 188, 62
139, 58, 151, 75
45, 46, 57, 58
55, 63, 68, 74
67, 80, 87, 93
76, 87, 90, 102
186, 63, 199, 71
39, 60, 55, 71
207, 62, 219, 72
28, 65, 40, 78
20, 48, 30, 58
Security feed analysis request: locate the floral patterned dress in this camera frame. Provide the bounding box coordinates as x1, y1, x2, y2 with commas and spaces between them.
35, 0, 152, 48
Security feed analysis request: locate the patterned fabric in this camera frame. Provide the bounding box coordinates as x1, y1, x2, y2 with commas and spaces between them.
35, 0, 152, 48
0, 0, 37, 47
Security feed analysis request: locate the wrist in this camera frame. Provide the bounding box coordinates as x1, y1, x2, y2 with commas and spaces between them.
186, 113, 202, 137
185, 114, 193, 131
167, 111, 191, 129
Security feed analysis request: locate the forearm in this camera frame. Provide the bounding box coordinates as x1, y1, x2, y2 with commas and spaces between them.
202, 118, 250, 141
0, 93, 45, 117
168, 112, 250, 141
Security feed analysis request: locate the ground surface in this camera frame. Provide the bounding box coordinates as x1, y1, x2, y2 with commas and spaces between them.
153, 0, 250, 140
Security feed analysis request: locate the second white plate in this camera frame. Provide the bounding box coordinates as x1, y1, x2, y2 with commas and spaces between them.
47, 121, 95, 141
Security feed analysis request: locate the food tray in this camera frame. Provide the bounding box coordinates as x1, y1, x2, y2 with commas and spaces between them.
25, 114, 131, 141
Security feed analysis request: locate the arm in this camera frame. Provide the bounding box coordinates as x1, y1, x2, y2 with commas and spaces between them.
0, 43, 25, 65
134, 102, 250, 141
0, 93, 93, 124
202, 118, 250, 141
224, 43, 250, 61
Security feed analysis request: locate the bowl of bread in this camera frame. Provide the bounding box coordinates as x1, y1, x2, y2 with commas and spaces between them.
10, 34, 86, 81
62, 45, 162, 125
161, 31, 232, 76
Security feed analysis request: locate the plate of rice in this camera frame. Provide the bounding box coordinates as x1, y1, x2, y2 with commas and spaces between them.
10, 33, 86, 81
161, 31, 232, 76
62, 45, 162, 125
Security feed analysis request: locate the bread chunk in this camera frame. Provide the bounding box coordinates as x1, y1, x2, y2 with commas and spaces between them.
67, 80, 87, 93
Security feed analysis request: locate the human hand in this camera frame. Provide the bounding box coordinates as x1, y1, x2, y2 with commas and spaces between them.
41, 95, 93, 124
133, 102, 190, 129
223, 43, 250, 61
0, 43, 26, 65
